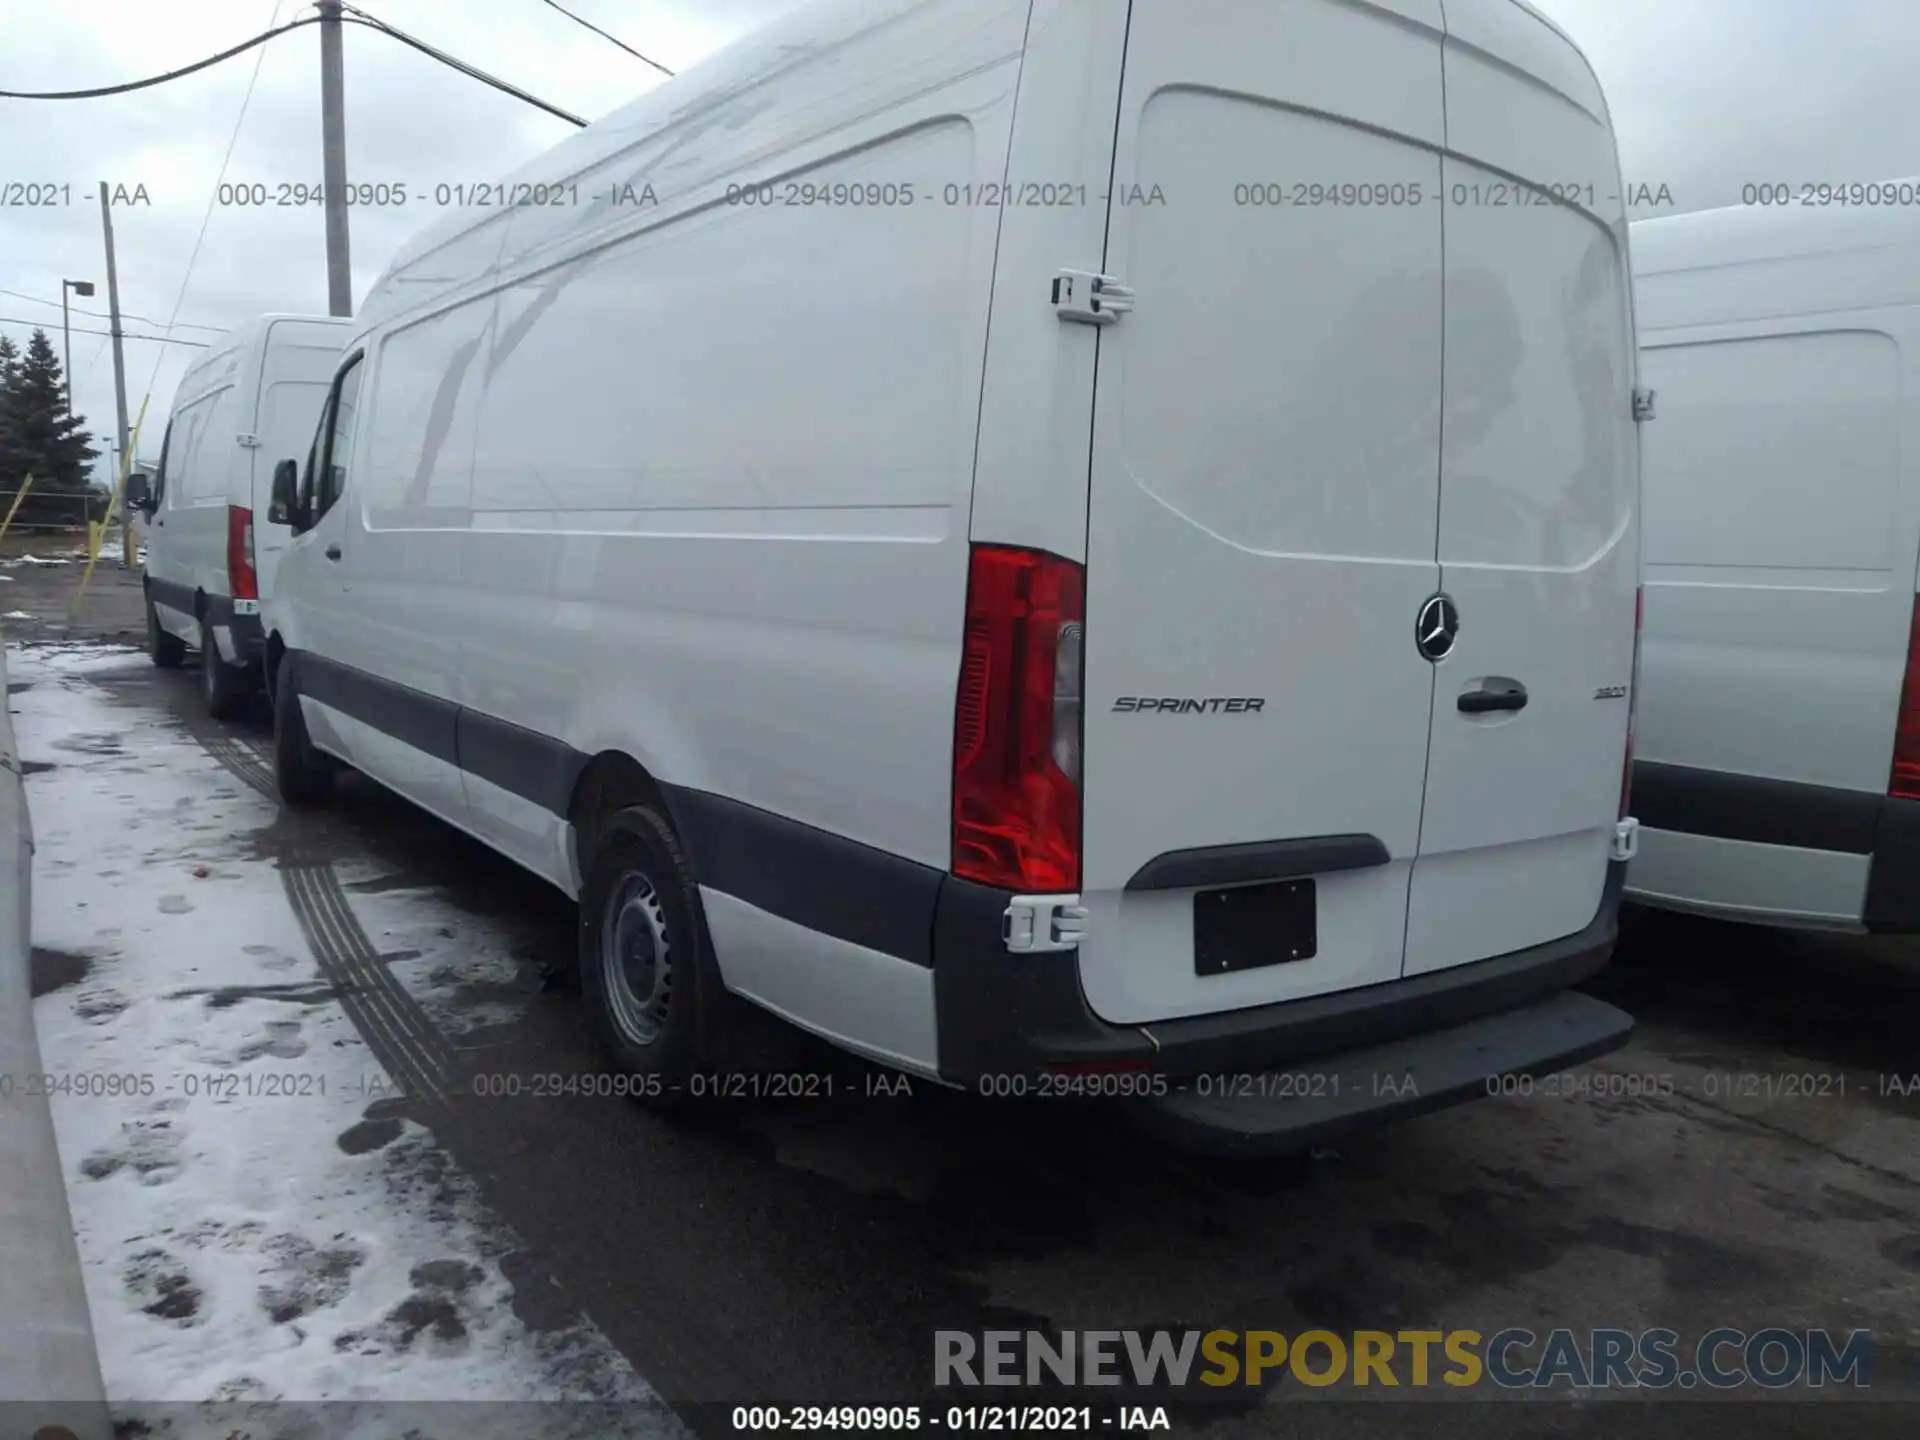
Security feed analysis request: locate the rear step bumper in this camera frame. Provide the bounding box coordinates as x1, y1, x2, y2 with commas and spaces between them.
203, 596, 265, 668
1127, 989, 1633, 1156
933, 859, 1629, 1091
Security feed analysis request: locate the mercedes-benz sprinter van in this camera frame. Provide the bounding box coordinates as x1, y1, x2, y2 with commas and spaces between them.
262, 0, 1644, 1152
1629, 195, 1920, 932
129, 314, 352, 718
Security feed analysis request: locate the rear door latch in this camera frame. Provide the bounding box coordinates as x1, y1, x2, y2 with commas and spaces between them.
1632, 388, 1656, 422
1004, 894, 1088, 953
1052, 270, 1133, 326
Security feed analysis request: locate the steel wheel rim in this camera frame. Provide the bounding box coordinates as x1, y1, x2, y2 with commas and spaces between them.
601, 870, 672, 1046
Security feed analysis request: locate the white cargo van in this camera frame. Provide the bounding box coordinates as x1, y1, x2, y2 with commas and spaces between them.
127, 314, 352, 718
262, 0, 1644, 1151
1628, 195, 1920, 932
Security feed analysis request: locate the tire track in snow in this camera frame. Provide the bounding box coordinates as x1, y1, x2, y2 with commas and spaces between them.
281, 861, 457, 1113
137, 676, 463, 1117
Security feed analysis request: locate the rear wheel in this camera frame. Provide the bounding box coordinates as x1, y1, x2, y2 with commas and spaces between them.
200, 619, 251, 721
578, 803, 722, 1098
272, 652, 335, 808
146, 597, 185, 668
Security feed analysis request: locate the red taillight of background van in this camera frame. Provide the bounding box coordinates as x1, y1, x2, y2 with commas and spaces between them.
1889, 595, 1920, 799
1620, 585, 1643, 818
952, 544, 1084, 892
227, 505, 258, 602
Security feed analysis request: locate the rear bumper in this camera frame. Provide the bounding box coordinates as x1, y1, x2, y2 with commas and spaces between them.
146, 577, 265, 670
932, 860, 1630, 1143
203, 598, 265, 670
1131, 989, 1633, 1156
1629, 760, 1920, 933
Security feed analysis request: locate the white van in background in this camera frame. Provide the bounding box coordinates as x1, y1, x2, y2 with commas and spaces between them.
263, 0, 1644, 1152
127, 314, 352, 719
1628, 195, 1920, 932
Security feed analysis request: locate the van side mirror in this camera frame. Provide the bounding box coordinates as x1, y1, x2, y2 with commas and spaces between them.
268, 459, 303, 531
125, 471, 153, 513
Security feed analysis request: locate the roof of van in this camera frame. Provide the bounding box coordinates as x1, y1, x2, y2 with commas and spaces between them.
360, 0, 1599, 330
171, 312, 352, 401
1630, 185, 1920, 277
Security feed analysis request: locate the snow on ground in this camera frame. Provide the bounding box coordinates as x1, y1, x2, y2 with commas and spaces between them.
10, 642, 681, 1439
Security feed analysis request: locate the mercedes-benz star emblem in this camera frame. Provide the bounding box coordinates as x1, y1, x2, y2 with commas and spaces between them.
1415, 593, 1459, 662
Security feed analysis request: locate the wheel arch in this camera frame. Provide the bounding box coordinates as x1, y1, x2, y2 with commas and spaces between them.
565, 750, 685, 890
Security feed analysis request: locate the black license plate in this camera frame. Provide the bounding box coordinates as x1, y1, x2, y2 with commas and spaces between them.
1193, 879, 1317, 976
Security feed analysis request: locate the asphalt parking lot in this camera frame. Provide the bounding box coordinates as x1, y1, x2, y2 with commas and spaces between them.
6, 549, 1920, 1439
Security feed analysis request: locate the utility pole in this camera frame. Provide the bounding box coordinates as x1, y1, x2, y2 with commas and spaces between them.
318, 0, 352, 317
98, 184, 133, 568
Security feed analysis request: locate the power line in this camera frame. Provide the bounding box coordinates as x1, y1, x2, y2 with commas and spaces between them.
0, 288, 226, 335
141, 0, 286, 421
535, 0, 673, 77
0, 15, 323, 99
0, 10, 585, 125
337, 6, 587, 126
0, 317, 208, 348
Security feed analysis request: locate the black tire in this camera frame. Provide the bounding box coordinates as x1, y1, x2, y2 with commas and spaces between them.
272, 652, 335, 808
147, 596, 185, 668
200, 618, 252, 721
577, 803, 723, 1098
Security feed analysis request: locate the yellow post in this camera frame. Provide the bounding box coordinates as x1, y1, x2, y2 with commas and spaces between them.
70, 399, 149, 620
0, 475, 33, 548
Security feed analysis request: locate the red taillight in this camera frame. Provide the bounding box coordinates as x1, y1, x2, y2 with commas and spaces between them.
1890, 595, 1920, 798
227, 505, 258, 602
1620, 586, 1643, 818
952, 544, 1084, 892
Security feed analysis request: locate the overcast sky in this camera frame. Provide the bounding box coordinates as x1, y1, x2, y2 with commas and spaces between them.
0, 0, 1913, 483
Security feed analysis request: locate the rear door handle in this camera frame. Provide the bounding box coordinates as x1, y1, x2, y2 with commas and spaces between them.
324, 544, 341, 561
1458, 677, 1527, 714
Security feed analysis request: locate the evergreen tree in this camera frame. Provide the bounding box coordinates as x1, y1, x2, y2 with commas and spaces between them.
3, 328, 99, 527
0, 335, 22, 497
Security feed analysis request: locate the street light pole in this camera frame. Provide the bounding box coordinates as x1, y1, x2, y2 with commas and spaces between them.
59, 279, 95, 416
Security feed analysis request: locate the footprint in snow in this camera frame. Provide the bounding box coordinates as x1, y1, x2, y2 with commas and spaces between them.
79, 1116, 185, 1186
157, 894, 194, 915
257, 1232, 368, 1323
72, 987, 129, 1024
236, 1018, 308, 1062
123, 1246, 202, 1325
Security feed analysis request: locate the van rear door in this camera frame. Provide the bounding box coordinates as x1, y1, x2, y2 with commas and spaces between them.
1075, 0, 1449, 1025
1400, 0, 1639, 975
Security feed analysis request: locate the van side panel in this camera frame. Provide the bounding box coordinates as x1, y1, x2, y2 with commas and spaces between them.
1627, 292, 1920, 923
344, 302, 493, 831
1637, 329, 1908, 792
401, 0, 1034, 1054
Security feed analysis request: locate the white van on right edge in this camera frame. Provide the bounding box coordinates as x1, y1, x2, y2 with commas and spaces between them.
263, 0, 1643, 1154
1629, 194, 1920, 931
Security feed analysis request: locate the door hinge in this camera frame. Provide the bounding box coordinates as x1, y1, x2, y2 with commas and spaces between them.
1051, 270, 1133, 326
236, 432, 261, 448
1631, 388, 1656, 422
1003, 894, 1088, 953
1612, 816, 1640, 862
